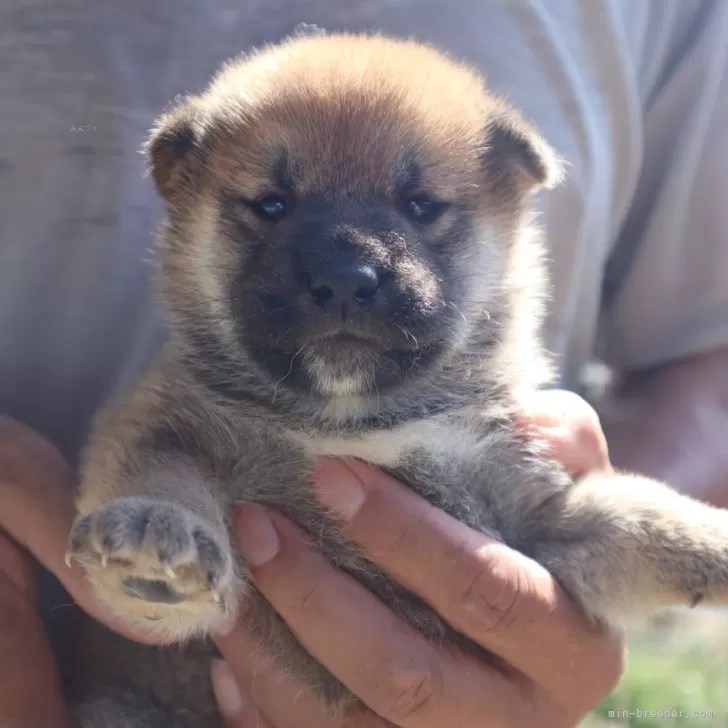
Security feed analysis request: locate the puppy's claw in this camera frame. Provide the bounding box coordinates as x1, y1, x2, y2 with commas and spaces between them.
64, 551, 73, 569
100, 552, 109, 568
164, 564, 177, 580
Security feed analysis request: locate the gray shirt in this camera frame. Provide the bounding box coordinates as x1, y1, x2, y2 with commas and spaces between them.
2, 0, 728, 462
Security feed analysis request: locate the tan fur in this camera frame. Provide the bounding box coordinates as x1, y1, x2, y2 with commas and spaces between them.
64, 32, 728, 727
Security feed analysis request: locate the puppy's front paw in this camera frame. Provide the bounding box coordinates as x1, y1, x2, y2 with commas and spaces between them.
67, 497, 237, 637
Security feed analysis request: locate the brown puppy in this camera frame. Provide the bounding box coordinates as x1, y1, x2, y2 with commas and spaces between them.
65, 31, 728, 727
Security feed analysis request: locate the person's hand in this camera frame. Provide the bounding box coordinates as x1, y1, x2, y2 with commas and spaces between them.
0, 528, 68, 727
0, 416, 173, 646
0, 415, 174, 727
212, 390, 623, 728
0, 417, 77, 727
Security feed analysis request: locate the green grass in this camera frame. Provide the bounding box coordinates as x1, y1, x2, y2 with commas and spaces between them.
582, 610, 728, 727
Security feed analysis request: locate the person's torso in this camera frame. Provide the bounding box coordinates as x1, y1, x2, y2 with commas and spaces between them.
0, 0, 695, 459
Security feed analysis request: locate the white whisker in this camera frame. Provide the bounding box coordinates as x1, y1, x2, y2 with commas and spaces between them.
272, 347, 304, 404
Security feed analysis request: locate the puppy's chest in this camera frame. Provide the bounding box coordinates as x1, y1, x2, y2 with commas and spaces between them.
287, 418, 480, 470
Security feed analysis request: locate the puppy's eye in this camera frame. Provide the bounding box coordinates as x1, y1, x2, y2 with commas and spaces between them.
403, 195, 449, 224
252, 194, 290, 222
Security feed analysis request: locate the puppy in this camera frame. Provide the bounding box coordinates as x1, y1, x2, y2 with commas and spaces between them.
65, 31, 728, 727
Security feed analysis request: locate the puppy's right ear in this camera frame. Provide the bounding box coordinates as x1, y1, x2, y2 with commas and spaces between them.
143, 98, 207, 197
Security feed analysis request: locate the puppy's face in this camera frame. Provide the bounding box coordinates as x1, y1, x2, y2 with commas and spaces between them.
149, 34, 561, 399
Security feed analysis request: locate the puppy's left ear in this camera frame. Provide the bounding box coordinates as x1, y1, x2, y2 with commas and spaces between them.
482, 102, 565, 198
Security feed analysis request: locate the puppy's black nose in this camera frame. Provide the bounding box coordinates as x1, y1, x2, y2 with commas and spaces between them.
309, 262, 380, 306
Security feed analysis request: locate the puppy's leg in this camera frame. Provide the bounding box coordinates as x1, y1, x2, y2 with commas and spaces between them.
67, 458, 238, 639
66, 367, 242, 638
66, 380, 240, 639
533, 472, 728, 621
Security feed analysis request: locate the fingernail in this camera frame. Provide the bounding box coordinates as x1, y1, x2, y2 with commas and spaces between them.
236, 505, 280, 567
313, 459, 366, 520
211, 659, 244, 718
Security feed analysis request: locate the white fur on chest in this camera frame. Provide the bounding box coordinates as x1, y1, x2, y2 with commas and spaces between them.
289, 418, 479, 468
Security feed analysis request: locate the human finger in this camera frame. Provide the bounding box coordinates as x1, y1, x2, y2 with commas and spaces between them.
211, 658, 278, 728
233, 504, 531, 728
216, 625, 388, 728
311, 458, 623, 707
516, 390, 611, 476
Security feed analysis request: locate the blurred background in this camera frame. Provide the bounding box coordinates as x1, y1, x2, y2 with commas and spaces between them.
584, 610, 728, 726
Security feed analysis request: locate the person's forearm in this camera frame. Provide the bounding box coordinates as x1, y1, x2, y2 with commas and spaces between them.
598, 346, 728, 508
